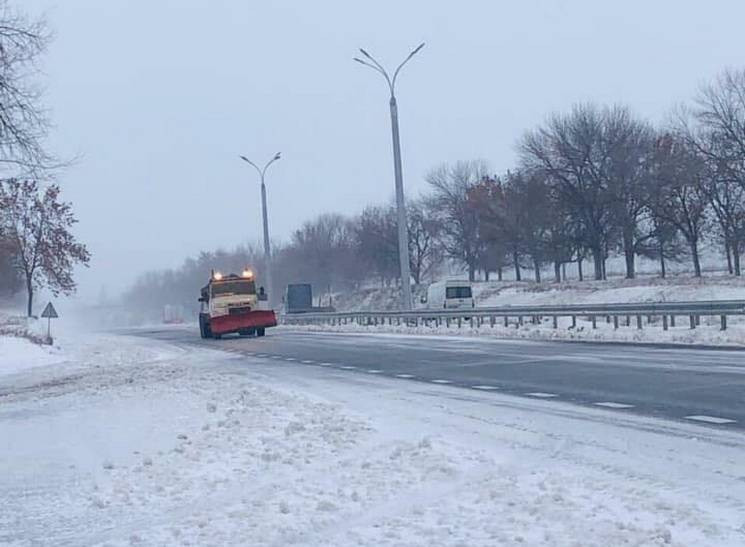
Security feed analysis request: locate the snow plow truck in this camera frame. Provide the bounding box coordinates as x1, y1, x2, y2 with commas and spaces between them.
198, 269, 277, 339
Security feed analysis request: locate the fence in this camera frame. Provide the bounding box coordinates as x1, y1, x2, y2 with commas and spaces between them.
281, 300, 745, 332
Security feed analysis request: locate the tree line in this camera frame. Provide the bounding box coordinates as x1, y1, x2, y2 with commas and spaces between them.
126, 67, 745, 316
0, 1, 89, 316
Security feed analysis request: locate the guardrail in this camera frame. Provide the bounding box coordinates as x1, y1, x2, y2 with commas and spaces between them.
281, 299, 745, 331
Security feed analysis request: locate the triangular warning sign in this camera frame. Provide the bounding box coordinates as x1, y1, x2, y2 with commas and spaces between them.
41, 302, 58, 318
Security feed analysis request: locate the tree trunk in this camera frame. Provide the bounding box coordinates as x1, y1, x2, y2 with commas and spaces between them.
578, 258, 584, 281
733, 243, 741, 276
690, 239, 702, 277
725, 239, 733, 274
659, 239, 666, 279
562, 263, 567, 282
554, 261, 561, 283
497, 267, 503, 281
624, 247, 635, 279
468, 263, 476, 282
513, 251, 521, 281
484, 270, 490, 282
533, 260, 541, 283
592, 247, 603, 280
26, 279, 33, 317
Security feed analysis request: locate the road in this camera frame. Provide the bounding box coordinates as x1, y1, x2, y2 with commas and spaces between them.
128, 326, 745, 430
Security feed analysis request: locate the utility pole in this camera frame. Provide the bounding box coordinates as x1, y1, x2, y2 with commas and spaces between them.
239, 152, 281, 304
354, 43, 424, 310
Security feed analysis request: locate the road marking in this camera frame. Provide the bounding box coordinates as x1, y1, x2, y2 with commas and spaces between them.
367, 369, 382, 374
340, 366, 356, 370
471, 385, 498, 390
254, 354, 266, 358
319, 362, 333, 366
431, 379, 452, 384
395, 374, 415, 379
301, 360, 314, 364
685, 415, 736, 425
284, 357, 296, 361
526, 392, 558, 398
594, 402, 634, 409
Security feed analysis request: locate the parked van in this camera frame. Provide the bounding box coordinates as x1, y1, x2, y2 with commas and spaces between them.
423, 280, 474, 309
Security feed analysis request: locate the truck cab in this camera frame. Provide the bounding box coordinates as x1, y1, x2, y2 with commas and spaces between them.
199, 270, 277, 339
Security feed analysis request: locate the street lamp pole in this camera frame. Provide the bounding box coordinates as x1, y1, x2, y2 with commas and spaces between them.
354, 43, 424, 311
239, 152, 281, 304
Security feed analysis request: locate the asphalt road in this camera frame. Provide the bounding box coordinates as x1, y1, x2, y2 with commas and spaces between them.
129, 326, 745, 430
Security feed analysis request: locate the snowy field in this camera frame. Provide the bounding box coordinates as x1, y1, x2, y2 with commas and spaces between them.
1, 328, 745, 546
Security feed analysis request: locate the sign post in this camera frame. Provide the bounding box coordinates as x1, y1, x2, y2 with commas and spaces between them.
40, 302, 59, 343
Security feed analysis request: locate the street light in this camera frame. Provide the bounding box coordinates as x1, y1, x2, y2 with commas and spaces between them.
354, 43, 424, 311
239, 152, 281, 304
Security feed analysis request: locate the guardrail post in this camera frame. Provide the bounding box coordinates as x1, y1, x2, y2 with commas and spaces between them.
591, 316, 597, 329
490, 316, 495, 327
670, 315, 675, 328
721, 315, 727, 330
689, 315, 695, 329
518, 316, 523, 327
696, 315, 701, 326
606, 315, 611, 324
662, 315, 668, 331
504, 316, 509, 327
470, 317, 474, 328
571, 315, 576, 329
457, 317, 462, 328
446, 317, 450, 328
626, 315, 631, 327
636, 315, 642, 329
552, 316, 558, 329
647, 315, 653, 324
613, 316, 618, 330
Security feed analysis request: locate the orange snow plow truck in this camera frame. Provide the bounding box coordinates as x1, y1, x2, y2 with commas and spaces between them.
198, 269, 277, 339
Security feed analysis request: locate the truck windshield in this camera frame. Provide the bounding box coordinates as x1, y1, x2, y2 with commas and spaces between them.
446, 286, 472, 299
211, 280, 256, 296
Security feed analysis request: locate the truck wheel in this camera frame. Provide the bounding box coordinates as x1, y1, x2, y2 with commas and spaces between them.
239, 328, 254, 336
256, 327, 265, 337
213, 333, 222, 340
199, 314, 210, 339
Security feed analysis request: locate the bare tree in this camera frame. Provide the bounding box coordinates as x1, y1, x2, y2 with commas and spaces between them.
407, 198, 441, 285
0, 179, 90, 316
649, 133, 709, 277
0, 1, 55, 175
520, 104, 617, 280
426, 160, 490, 281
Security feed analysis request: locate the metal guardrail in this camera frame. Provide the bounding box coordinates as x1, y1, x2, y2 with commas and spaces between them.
282, 299, 745, 331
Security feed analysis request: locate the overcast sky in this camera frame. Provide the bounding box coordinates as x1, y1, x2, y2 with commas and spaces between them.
25, 0, 745, 300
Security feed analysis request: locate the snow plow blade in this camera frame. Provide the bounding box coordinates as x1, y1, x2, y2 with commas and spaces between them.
209, 310, 277, 335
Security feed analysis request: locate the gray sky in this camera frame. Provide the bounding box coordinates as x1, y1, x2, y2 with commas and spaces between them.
25, 0, 745, 300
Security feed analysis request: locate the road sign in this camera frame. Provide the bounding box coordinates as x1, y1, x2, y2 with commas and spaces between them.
41, 302, 58, 318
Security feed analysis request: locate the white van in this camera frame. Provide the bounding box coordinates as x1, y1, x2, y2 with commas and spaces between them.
424, 280, 474, 309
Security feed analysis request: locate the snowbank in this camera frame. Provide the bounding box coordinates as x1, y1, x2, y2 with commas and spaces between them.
1, 332, 744, 545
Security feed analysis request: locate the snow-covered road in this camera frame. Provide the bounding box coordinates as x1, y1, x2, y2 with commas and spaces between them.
1, 332, 744, 546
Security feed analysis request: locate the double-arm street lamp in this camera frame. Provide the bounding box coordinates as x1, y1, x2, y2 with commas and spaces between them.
354, 43, 425, 310
239, 152, 281, 303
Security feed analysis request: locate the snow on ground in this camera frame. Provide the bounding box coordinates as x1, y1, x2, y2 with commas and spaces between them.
1, 330, 745, 546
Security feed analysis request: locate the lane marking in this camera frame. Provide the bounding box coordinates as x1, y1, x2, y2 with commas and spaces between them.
284, 357, 296, 362
471, 385, 498, 390
367, 369, 382, 374
526, 392, 558, 398
340, 366, 356, 370
431, 379, 452, 384
319, 362, 333, 366
301, 360, 314, 364
684, 415, 736, 425
594, 402, 634, 409
395, 374, 415, 379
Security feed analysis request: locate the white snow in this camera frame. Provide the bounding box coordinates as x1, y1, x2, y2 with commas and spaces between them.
1, 330, 744, 545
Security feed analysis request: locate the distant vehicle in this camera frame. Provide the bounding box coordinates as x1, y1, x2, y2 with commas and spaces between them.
284, 283, 335, 314
198, 269, 277, 339
422, 280, 475, 309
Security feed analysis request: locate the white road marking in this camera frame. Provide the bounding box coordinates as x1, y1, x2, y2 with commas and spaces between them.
254, 354, 266, 358
367, 369, 382, 374
594, 402, 634, 409
340, 366, 356, 370
526, 392, 558, 398
685, 415, 736, 425
284, 357, 296, 361
395, 374, 415, 379
301, 360, 314, 364
471, 385, 498, 390
431, 379, 452, 384
319, 362, 333, 366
